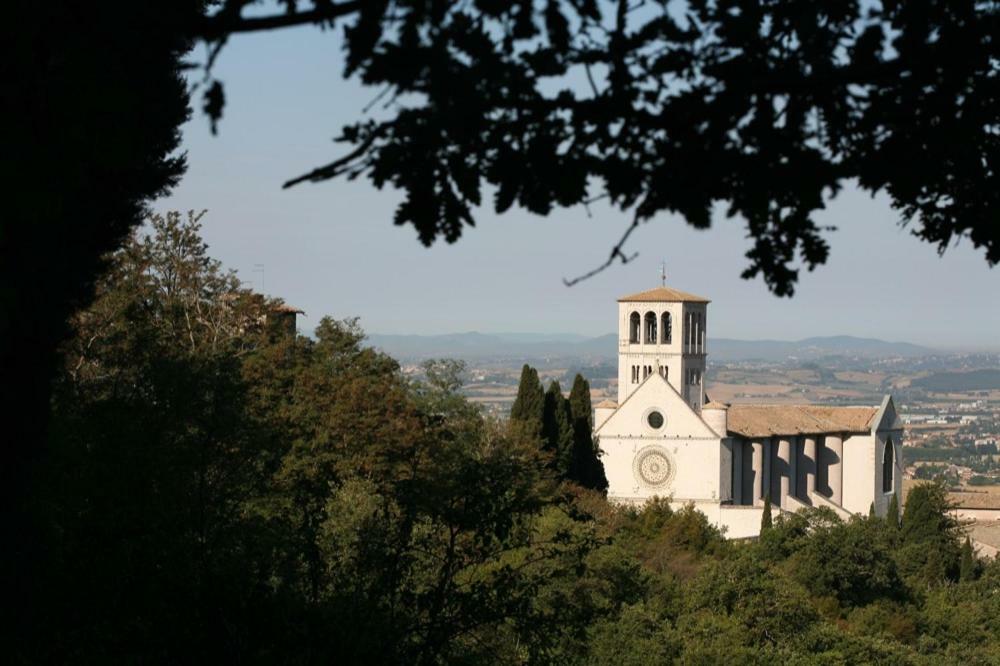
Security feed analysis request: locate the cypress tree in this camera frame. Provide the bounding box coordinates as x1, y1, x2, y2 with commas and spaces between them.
960, 536, 976, 582
510, 364, 544, 436
567, 374, 608, 491
761, 495, 773, 532
542, 381, 574, 476
887, 493, 900, 528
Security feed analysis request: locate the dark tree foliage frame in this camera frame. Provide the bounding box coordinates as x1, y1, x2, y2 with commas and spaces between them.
3, 0, 997, 632
198, 0, 999, 296
3, 0, 200, 626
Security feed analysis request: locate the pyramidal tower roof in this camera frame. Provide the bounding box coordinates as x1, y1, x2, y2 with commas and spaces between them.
618, 285, 710, 303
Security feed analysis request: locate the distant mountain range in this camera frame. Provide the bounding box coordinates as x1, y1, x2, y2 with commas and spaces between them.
364, 332, 935, 362
710, 336, 934, 361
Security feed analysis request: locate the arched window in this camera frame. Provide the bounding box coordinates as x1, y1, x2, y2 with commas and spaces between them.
661, 312, 672, 344
629, 312, 640, 343
882, 438, 895, 493
644, 312, 657, 344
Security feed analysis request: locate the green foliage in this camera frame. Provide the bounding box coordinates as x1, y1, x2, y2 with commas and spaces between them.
887, 493, 900, 528
513, 367, 608, 492
899, 482, 962, 584
38, 213, 280, 659
967, 475, 998, 486
960, 537, 976, 582
761, 495, 773, 532
542, 380, 574, 474
789, 513, 902, 608
912, 369, 1000, 392
6, 0, 197, 555
23, 215, 1000, 662
510, 364, 545, 434
567, 374, 609, 491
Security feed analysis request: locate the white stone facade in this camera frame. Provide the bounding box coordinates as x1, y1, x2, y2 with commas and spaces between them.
596, 285, 904, 539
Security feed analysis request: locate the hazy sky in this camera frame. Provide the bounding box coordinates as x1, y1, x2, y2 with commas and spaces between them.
160, 23, 1000, 349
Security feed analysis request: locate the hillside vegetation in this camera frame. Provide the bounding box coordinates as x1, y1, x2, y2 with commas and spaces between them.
16, 213, 1000, 663
913, 369, 1000, 391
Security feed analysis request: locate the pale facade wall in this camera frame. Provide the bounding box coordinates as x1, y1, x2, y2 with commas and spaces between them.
703, 504, 767, 539
702, 407, 727, 438
842, 433, 875, 515
822, 435, 844, 503
594, 406, 615, 429
731, 431, 883, 515
602, 436, 722, 503
598, 373, 721, 504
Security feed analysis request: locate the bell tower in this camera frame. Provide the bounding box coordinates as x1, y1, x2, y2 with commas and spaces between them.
616, 281, 709, 411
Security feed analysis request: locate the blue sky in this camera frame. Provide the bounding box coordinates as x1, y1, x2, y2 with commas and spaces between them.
160, 22, 1000, 349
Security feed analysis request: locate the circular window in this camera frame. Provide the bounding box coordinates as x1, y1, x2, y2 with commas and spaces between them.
633, 446, 675, 489
647, 410, 664, 429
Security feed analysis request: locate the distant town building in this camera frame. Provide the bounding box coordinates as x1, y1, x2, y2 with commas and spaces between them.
595, 283, 903, 539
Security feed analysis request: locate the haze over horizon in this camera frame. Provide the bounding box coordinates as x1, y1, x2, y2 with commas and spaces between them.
364, 330, 978, 349
161, 24, 1000, 349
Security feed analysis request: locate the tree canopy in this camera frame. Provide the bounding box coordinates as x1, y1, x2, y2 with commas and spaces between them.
197, 0, 999, 296
6, 0, 996, 527
4, 0, 200, 621
12, 213, 1000, 663
510, 365, 607, 490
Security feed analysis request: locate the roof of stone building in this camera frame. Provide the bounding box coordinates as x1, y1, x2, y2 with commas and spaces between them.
271, 304, 305, 314
726, 404, 879, 438
618, 286, 710, 303
702, 401, 730, 410
595, 399, 618, 409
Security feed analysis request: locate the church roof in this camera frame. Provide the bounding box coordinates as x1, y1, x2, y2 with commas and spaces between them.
595, 399, 618, 409
726, 404, 879, 438
618, 286, 710, 303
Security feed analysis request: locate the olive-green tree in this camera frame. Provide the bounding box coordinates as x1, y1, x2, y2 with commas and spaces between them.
899, 482, 963, 584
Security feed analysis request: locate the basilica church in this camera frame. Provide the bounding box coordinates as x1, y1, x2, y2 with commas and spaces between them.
594, 284, 904, 539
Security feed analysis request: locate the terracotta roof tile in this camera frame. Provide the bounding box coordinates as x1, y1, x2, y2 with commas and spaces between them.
727, 404, 878, 438
618, 286, 710, 303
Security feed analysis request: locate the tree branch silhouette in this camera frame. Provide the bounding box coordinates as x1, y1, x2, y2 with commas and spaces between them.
564, 212, 641, 287
196, 1, 363, 41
